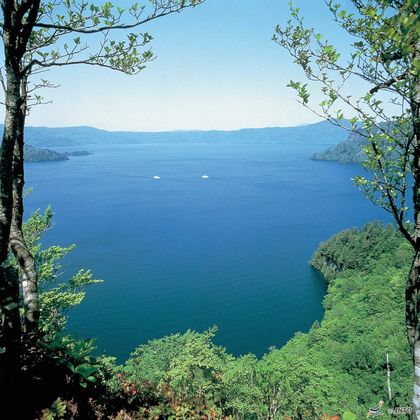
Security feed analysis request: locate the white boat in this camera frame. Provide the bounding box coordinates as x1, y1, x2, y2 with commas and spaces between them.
201, 175, 209, 179
153, 176, 161, 180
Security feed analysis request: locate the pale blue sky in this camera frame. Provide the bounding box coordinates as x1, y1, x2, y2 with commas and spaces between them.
4, 0, 359, 131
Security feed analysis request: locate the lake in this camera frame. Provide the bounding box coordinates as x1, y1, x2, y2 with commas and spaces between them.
25, 142, 387, 361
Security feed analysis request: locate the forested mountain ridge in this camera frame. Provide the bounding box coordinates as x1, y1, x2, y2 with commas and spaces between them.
14, 120, 349, 147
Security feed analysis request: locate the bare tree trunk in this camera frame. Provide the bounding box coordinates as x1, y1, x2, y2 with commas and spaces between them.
0, 2, 41, 400
0, 72, 23, 386
9, 92, 39, 333
386, 353, 392, 402
407, 44, 420, 419
10, 227, 39, 331
407, 253, 420, 419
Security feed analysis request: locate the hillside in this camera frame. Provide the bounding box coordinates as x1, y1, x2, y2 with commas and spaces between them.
311, 130, 368, 164
302, 222, 413, 415
14, 120, 349, 148
25, 145, 92, 162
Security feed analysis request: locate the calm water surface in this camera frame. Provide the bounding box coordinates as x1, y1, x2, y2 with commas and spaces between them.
25, 142, 387, 361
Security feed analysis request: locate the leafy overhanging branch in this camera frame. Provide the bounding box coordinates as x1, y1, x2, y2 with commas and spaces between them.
21, 1, 204, 77
273, 0, 419, 246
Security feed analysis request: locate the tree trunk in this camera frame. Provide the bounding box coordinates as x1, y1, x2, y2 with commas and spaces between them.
9, 92, 39, 333
10, 225, 39, 332
407, 40, 420, 419
407, 253, 420, 419
0, 2, 41, 404
0, 72, 23, 386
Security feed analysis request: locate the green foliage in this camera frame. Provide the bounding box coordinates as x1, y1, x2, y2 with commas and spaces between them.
342, 411, 357, 420
40, 268, 102, 337
300, 222, 412, 416
20, 209, 106, 393
42, 335, 101, 388
21, 208, 102, 338
123, 326, 229, 412
221, 354, 261, 417
311, 221, 412, 281
257, 353, 339, 418
40, 398, 67, 420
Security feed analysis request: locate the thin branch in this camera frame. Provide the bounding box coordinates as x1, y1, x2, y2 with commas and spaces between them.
31, 2, 202, 34
0, 68, 6, 93
28, 58, 151, 74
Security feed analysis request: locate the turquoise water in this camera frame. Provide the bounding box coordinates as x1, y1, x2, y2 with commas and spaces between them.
25, 142, 387, 361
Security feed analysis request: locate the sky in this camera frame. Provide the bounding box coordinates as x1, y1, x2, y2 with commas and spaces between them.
1, 0, 359, 131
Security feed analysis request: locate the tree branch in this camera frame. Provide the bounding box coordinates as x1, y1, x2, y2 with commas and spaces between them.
370, 72, 408, 95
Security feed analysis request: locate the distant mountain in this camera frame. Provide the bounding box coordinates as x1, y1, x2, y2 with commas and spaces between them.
311, 130, 368, 164
6, 120, 349, 148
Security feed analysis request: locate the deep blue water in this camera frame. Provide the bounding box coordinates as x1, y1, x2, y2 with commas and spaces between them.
25, 142, 387, 361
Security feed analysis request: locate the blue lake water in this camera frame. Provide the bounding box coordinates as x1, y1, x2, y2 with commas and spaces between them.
25, 142, 387, 361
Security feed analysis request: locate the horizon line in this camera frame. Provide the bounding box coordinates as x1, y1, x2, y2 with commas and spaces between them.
14, 119, 337, 134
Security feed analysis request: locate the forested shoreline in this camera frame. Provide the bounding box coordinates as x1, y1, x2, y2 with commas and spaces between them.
24, 145, 92, 162
19, 216, 410, 419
